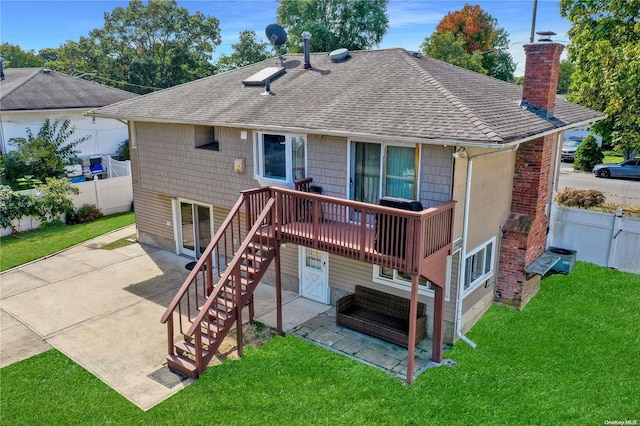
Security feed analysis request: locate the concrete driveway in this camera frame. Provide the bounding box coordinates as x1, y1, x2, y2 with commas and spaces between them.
0, 225, 328, 410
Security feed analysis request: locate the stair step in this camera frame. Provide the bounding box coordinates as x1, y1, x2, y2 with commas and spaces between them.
201, 320, 224, 334
184, 332, 219, 348
242, 252, 270, 263
166, 354, 198, 379
174, 340, 210, 358
206, 306, 233, 321
239, 264, 260, 274
215, 296, 235, 310
247, 241, 275, 252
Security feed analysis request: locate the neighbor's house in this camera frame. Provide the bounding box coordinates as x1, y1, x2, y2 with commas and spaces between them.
0, 67, 136, 158
91, 39, 604, 380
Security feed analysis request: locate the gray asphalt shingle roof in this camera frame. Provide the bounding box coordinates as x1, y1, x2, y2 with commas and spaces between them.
0, 68, 137, 111
91, 48, 604, 145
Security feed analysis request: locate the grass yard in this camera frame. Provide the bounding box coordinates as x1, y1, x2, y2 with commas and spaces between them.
1, 262, 638, 425
0, 212, 135, 271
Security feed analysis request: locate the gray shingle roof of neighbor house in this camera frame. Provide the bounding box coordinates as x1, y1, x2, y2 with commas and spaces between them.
0, 68, 137, 111
90, 48, 604, 146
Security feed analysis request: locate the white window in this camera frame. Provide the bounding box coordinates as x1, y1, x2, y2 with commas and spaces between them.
463, 238, 495, 295
373, 266, 436, 296
254, 132, 306, 184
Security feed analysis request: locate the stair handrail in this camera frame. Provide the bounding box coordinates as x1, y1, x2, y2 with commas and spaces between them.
185, 198, 276, 336
161, 193, 247, 324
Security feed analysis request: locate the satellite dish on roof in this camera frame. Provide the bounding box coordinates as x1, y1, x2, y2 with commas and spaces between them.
265, 24, 287, 46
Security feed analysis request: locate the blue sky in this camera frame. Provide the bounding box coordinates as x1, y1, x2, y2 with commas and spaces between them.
1, 0, 570, 75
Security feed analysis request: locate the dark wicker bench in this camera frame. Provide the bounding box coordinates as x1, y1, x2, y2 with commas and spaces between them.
336, 285, 427, 348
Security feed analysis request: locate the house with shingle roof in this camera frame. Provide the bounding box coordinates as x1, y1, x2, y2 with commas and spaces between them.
91, 42, 604, 381
0, 67, 136, 158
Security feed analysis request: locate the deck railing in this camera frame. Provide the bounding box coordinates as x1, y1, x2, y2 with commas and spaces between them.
160, 187, 271, 357
161, 183, 454, 357
267, 187, 455, 275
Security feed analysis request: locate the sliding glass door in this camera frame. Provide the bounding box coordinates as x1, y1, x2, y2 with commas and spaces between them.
179, 201, 213, 259
350, 142, 418, 204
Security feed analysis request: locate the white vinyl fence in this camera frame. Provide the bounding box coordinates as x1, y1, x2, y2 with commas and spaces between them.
549, 203, 640, 274
2, 175, 133, 237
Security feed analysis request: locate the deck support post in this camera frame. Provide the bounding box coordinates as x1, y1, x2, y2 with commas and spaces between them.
235, 268, 244, 357
432, 284, 445, 363
406, 273, 420, 384
275, 244, 283, 335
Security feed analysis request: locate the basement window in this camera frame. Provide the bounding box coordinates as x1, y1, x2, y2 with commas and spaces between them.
463, 238, 495, 295
373, 266, 435, 296
195, 126, 219, 151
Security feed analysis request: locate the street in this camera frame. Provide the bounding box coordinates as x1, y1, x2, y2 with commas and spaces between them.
557, 164, 640, 206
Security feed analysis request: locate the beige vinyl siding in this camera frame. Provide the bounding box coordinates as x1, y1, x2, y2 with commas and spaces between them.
454, 148, 515, 337
461, 275, 494, 334
132, 186, 174, 250
465, 149, 515, 251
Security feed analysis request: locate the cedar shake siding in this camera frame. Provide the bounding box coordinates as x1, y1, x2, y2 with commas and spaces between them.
134, 122, 257, 209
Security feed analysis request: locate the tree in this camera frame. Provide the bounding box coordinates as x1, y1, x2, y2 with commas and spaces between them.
4, 119, 89, 188
216, 30, 271, 73
277, 0, 389, 53
423, 4, 515, 81
420, 32, 486, 74
561, 0, 640, 160
0, 43, 44, 67
573, 135, 603, 172
557, 60, 574, 95
58, 0, 221, 94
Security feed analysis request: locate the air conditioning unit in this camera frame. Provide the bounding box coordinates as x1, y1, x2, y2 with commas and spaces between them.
547, 246, 577, 274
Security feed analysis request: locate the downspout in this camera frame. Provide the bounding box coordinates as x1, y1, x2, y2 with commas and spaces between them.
456, 144, 520, 348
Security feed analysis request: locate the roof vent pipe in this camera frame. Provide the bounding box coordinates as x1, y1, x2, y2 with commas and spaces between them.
302, 31, 312, 69
0, 57, 4, 81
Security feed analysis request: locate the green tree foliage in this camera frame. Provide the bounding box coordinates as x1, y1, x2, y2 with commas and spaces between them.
56, 0, 221, 93
557, 59, 574, 95
573, 135, 604, 172
561, 0, 640, 160
420, 32, 486, 73
0, 43, 44, 67
216, 30, 271, 73
0, 185, 35, 233
0, 178, 78, 232
277, 0, 389, 53
34, 178, 79, 223
422, 4, 515, 81
3, 119, 89, 188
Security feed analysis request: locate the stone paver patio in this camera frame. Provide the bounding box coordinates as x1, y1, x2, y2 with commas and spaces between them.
290, 308, 452, 382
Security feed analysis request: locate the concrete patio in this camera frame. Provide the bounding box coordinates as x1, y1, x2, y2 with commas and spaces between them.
1, 225, 448, 410
0, 225, 328, 410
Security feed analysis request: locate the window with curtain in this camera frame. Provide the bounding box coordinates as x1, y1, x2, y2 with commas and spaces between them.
350, 142, 418, 204
385, 145, 416, 199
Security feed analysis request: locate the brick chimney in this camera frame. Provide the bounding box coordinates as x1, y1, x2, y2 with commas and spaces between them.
496, 37, 564, 309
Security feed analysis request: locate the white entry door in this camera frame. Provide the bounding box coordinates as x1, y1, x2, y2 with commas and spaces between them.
299, 247, 329, 304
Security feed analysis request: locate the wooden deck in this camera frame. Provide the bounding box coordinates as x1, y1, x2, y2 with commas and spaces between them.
249, 185, 456, 284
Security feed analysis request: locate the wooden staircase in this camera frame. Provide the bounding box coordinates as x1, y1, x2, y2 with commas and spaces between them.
161, 192, 276, 379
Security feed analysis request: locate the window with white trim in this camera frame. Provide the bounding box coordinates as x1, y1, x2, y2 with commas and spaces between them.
463, 238, 495, 294
373, 266, 435, 296
254, 133, 306, 183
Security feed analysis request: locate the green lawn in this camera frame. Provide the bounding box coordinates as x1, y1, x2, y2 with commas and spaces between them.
2, 262, 638, 424
0, 212, 135, 271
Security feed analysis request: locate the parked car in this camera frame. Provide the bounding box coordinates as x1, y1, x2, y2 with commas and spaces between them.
593, 159, 640, 179
561, 137, 583, 162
